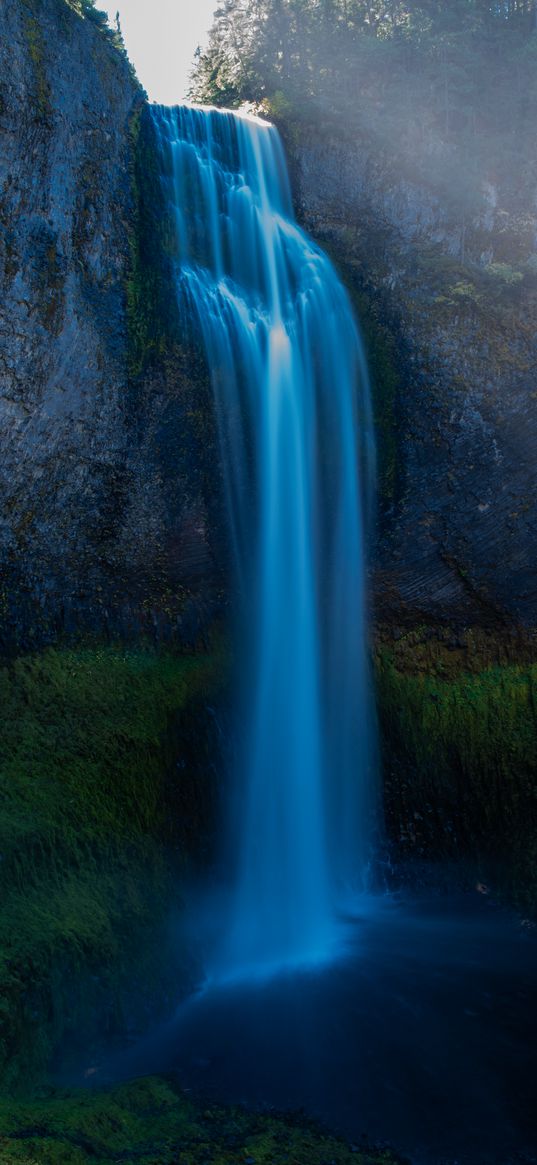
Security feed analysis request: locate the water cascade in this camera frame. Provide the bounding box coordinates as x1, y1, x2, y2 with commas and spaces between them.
152, 104, 376, 976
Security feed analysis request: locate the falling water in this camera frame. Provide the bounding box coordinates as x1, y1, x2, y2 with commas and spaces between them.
151, 104, 376, 976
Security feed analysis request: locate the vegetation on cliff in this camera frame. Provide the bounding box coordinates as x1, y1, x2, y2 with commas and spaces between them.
127, 108, 175, 379
0, 647, 219, 1091
64, 0, 138, 79
377, 630, 537, 913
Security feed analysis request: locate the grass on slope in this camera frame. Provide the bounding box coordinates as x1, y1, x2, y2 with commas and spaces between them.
0, 647, 216, 1090
0, 1074, 402, 1164
377, 644, 537, 912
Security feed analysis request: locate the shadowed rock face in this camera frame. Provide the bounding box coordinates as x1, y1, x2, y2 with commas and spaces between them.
0, 0, 224, 651
288, 126, 537, 632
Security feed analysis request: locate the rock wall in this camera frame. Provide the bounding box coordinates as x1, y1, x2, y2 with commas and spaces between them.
0, 0, 223, 652
287, 116, 537, 633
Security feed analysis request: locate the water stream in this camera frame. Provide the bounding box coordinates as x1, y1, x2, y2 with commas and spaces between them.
151, 103, 376, 978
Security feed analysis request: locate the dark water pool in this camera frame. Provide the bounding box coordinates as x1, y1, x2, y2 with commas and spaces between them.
103, 893, 537, 1164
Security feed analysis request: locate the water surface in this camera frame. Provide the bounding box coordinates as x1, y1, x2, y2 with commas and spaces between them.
108, 893, 537, 1165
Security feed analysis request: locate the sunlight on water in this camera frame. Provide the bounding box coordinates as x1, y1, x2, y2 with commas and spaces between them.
151, 103, 376, 979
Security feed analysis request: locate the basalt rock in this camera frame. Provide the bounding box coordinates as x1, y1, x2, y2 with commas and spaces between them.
286, 116, 537, 634
0, 0, 224, 652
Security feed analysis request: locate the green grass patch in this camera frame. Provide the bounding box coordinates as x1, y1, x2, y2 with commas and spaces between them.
377, 645, 537, 913
0, 648, 218, 1090
0, 1074, 402, 1164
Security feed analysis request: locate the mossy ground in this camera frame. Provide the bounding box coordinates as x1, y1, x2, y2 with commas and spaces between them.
0, 1075, 401, 1165
377, 629, 537, 914
0, 647, 219, 1091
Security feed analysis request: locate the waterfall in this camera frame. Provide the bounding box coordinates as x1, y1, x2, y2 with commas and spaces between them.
151, 104, 376, 977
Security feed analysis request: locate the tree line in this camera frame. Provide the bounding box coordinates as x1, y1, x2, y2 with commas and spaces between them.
190, 0, 537, 116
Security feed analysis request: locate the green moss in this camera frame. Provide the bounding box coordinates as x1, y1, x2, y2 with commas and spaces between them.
127, 107, 180, 378
0, 1075, 402, 1164
377, 635, 537, 914
0, 647, 218, 1090
23, 13, 51, 120
405, 244, 529, 323
33, 236, 65, 334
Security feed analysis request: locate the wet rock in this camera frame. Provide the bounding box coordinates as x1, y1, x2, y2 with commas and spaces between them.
0, 0, 224, 652
287, 123, 537, 632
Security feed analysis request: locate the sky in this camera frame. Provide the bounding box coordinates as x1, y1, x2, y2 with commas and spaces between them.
98, 0, 218, 103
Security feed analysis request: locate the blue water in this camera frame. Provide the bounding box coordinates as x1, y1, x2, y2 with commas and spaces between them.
151, 104, 376, 977
97, 893, 537, 1165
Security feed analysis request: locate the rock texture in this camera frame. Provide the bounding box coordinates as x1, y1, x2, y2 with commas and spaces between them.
0, 0, 223, 652
288, 118, 537, 632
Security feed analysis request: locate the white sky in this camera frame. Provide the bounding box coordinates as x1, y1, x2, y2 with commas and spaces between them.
98, 0, 218, 103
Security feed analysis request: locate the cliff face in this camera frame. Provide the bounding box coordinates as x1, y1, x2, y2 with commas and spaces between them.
288, 118, 537, 633
0, 0, 223, 651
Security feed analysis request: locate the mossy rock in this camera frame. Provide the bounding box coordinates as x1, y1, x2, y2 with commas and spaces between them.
0, 1075, 403, 1164
127, 106, 182, 379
